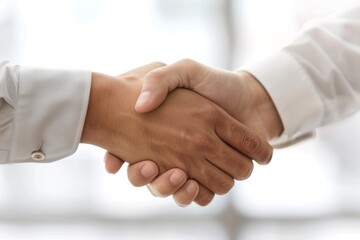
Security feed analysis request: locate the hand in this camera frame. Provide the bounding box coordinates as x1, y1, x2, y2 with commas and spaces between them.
102, 64, 204, 206
82, 62, 273, 205
135, 59, 283, 140
107, 59, 282, 206
104, 152, 200, 207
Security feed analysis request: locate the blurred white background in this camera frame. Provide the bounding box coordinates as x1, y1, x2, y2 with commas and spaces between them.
1, 0, 360, 239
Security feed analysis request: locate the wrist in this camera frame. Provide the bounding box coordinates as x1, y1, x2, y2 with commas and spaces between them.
81, 72, 108, 145
81, 72, 135, 147
239, 71, 284, 140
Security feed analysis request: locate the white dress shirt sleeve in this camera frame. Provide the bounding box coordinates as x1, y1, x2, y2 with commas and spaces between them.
0, 61, 91, 163
241, 5, 360, 145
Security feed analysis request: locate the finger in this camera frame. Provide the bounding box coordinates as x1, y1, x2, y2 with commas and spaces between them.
127, 161, 159, 187
146, 169, 187, 197
207, 142, 254, 180
173, 180, 199, 207
215, 115, 273, 165
104, 152, 125, 174
187, 159, 234, 195
194, 184, 215, 206
118, 62, 166, 77
135, 59, 206, 112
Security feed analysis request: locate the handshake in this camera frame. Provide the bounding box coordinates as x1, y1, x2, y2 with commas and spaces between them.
81, 59, 283, 207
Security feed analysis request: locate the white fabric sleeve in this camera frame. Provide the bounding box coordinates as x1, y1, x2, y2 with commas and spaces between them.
241, 5, 360, 145
0, 61, 91, 164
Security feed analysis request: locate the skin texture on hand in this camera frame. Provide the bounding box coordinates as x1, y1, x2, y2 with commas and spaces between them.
82, 63, 273, 205
103, 60, 283, 206
101, 64, 211, 206
135, 59, 283, 140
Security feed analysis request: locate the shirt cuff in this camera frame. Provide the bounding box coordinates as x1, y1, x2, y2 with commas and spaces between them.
8, 68, 91, 163
240, 51, 324, 145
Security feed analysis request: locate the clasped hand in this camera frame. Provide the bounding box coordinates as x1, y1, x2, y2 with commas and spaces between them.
82, 61, 277, 207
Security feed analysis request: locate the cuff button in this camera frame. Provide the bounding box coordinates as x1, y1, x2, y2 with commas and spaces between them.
31, 151, 46, 161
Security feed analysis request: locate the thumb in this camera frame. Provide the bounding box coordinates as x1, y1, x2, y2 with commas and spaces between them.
135, 72, 171, 113
134, 67, 176, 113
134, 59, 204, 113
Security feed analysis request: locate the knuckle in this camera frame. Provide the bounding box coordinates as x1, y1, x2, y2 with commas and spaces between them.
179, 58, 196, 65
178, 59, 202, 74
190, 133, 213, 151
145, 68, 165, 81
150, 61, 166, 68
206, 174, 234, 195
240, 131, 260, 155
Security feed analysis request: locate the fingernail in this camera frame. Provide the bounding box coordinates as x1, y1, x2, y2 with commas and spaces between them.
135, 91, 151, 108
146, 184, 156, 196
147, 184, 163, 197
186, 182, 197, 194
140, 163, 156, 178
169, 172, 185, 186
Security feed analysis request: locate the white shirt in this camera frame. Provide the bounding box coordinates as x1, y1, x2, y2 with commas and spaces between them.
1, 6, 360, 163
243, 5, 360, 145
0, 62, 91, 163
